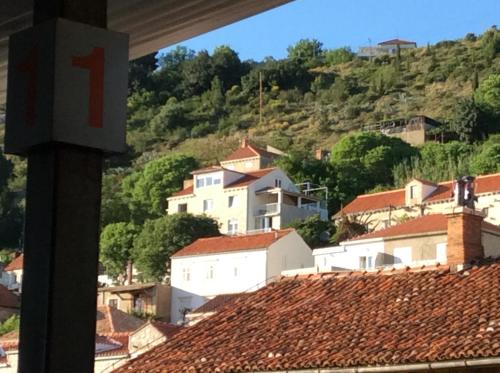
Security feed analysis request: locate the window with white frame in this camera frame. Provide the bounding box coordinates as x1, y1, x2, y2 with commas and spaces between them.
228, 218, 238, 234
196, 174, 221, 188
203, 199, 214, 212
182, 267, 191, 281
410, 185, 417, 199
228, 195, 240, 208
275, 179, 282, 188
359, 256, 374, 270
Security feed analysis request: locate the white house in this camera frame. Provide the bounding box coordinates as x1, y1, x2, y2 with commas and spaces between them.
315, 208, 500, 272
358, 38, 417, 58
170, 229, 313, 324
167, 140, 328, 234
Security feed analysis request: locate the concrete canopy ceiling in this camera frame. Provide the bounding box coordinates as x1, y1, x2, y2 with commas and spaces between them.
0, 0, 291, 103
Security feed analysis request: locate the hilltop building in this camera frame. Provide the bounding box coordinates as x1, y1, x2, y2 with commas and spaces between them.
361, 115, 439, 146
358, 38, 417, 58
169, 229, 313, 324
167, 140, 328, 234
335, 173, 500, 231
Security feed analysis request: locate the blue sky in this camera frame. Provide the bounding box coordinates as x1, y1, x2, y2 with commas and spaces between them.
161, 0, 500, 61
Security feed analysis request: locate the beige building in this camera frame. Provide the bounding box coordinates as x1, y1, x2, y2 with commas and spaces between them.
97, 283, 171, 321
167, 140, 328, 234
336, 173, 500, 231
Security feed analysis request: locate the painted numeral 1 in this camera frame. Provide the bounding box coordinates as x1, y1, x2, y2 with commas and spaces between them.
72, 47, 104, 128
18, 47, 38, 127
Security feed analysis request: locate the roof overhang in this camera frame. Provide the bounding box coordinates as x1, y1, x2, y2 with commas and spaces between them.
0, 0, 292, 103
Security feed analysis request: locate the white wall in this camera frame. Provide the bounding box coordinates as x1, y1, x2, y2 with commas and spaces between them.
314, 240, 385, 271
170, 249, 267, 324
267, 231, 313, 279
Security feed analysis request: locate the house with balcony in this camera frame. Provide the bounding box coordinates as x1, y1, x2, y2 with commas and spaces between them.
169, 228, 313, 324
167, 140, 328, 234
335, 172, 500, 232
316, 208, 500, 272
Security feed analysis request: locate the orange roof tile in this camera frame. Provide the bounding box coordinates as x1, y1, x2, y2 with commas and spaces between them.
96, 306, 145, 335
4, 255, 23, 272
190, 293, 247, 314
113, 259, 500, 372
349, 213, 500, 241
171, 185, 193, 197
172, 229, 294, 257
149, 321, 182, 338
222, 144, 277, 162
378, 38, 416, 45
340, 173, 500, 215
224, 167, 275, 188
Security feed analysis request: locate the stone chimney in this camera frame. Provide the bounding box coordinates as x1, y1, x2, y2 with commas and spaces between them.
183, 179, 194, 189
446, 207, 486, 266
241, 138, 248, 148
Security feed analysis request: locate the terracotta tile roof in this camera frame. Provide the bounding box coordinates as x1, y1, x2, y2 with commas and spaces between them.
349, 213, 500, 241
378, 38, 416, 45
99, 283, 156, 293
4, 255, 23, 272
190, 166, 223, 175
223, 168, 275, 189
172, 229, 294, 257
222, 144, 277, 162
340, 173, 500, 215
190, 293, 246, 314
170, 168, 275, 197
0, 285, 19, 309
96, 306, 145, 335
113, 259, 500, 372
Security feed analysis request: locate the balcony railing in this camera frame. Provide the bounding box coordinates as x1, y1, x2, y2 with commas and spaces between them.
255, 203, 280, 216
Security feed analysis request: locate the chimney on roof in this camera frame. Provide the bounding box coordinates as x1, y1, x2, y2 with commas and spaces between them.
446, 207, 486, 266
241, 138, 248, 148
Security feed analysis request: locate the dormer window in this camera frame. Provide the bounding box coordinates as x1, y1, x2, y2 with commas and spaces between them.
275, 179, 282, 188
196, 174, 221, 188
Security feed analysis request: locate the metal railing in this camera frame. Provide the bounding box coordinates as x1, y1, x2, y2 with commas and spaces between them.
255, 203, 279, 216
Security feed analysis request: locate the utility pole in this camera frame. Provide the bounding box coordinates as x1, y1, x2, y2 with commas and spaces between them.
259, 71, 263, 125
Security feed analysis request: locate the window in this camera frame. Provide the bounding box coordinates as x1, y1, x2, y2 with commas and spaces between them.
410, 185, 417, 199
196, 174, 221, 188
359, 256, 374, 270
182, 267, 191, 281
233, 267, 238, 277
177, 203, 187, 213
196, 177, 205, 188
228, 195, 240, 208
228, 218, 238, 234
275, 179, 282, 188
203, 199, 213, 212
206, 176, 213, 186
213, 178, 221, 185
108, 299, 118, 308
207, 265, 214, 279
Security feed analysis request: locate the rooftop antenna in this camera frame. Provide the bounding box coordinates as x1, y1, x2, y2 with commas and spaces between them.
368, 37, 373, 61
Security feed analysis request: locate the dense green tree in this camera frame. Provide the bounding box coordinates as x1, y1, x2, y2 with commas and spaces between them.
0, 315, 20, 336
450, 98, 483, 143
392, 141, 474, 186
132, 213, 220, 281
325, 47, 354, 66
100, 172, 131, 227
287, 39, 324, 67
211, 46, 245, 90
181, 50, 213, 97
330, 216, 367, 245
330, 132, 416, 203
100, 222, 139, 282
149, 97, 188, 138
126, 154, 198, 222
470, 135, 500, 174
474, 74, 500, 116
287, 215, 332, 248
128, 52, 158, 93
